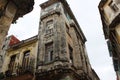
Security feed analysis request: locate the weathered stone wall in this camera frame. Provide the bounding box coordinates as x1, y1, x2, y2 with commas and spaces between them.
37, 13, 69, 69
0, 1, 17, 52
69, 27, 83, 69
0, 1, 17, 72
37, 0, 99, 80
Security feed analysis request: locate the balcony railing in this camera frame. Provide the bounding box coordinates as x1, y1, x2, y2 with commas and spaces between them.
4, 65, 34, 78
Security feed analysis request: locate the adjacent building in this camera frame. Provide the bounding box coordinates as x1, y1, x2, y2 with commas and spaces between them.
98, 0, 120, 80
1, 35, 38, 80
0, 35, 20, 72
0, 0, 100, 80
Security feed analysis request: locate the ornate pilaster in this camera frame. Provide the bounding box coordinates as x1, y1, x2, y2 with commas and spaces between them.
53, 15, 68, 61
37, 21, 45, 66
53, 19, 61, 60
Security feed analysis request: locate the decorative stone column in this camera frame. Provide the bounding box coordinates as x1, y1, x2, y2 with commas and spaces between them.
0, 0, 34, 72
0, 1, 17, 53
0, 2, 17, 72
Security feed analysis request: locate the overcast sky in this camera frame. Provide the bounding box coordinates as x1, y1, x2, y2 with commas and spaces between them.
8, 0, 116, 80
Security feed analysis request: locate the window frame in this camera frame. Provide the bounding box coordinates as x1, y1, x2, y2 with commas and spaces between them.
46, 20, 54, 35
45, 42, 53, 63
22, 50, 30, 70
109, 1, 119, 12
9, 55, 16, 74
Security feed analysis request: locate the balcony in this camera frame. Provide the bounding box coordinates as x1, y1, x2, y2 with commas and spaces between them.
3, 65, 34, 80
4, 73, 33, 80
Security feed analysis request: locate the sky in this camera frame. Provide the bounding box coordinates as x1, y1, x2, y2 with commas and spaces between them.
8, 0, 116, 80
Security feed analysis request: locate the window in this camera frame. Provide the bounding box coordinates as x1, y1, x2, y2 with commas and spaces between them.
46, 20, 53, 34
45, 42, 53, 63
22, 51, 30, 69
69, 45, 73, 64
111, 4, 119, 12
9, 55, 16, 74
109, 1, 119, 12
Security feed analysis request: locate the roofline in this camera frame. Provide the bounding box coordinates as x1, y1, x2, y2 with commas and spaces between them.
61, 0, 87, 42
7, 35, 38, 51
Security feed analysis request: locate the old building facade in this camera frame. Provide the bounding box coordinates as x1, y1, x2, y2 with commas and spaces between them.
36, 0, 99, 80
1, 35, 38, 80
98, 0, 120, 80
1, 0, 100, 80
